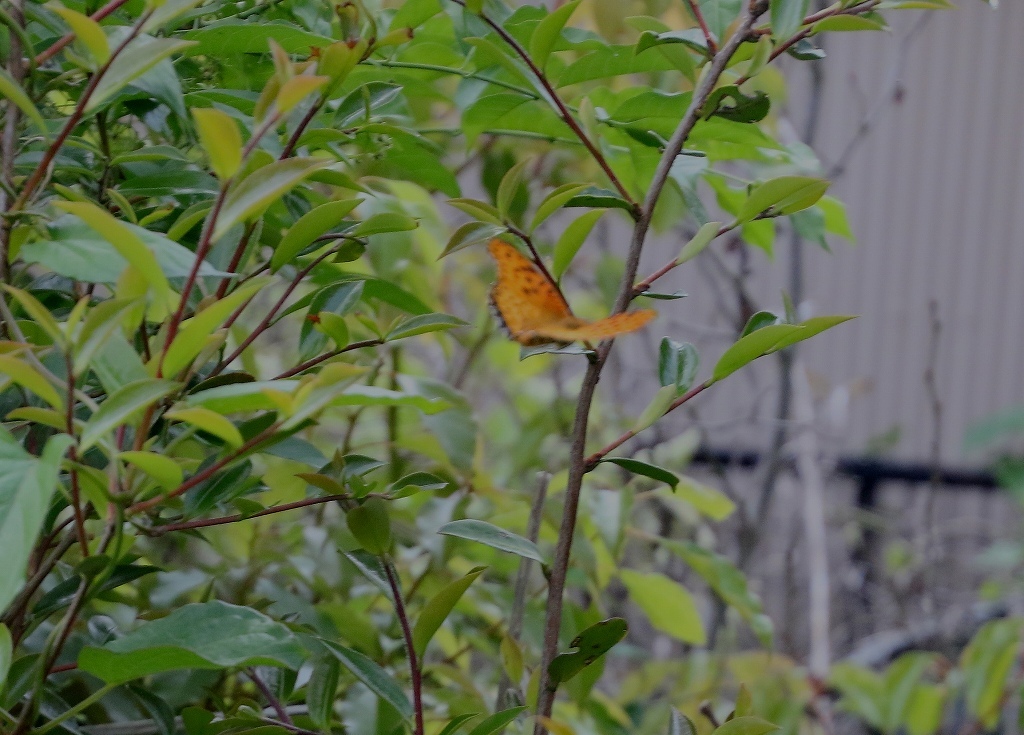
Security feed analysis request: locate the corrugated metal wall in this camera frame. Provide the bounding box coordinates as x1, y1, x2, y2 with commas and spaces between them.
786, 5, 1024, 461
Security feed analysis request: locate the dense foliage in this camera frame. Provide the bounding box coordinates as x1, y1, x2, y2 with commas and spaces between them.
1, 1, 1016, 735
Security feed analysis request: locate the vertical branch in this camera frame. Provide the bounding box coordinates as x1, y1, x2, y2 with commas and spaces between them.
792, 361, 831, 680
383, 561, 424, 735
248, 667, 294, 725
921, 299, 942, 616
533, 6, 764, 729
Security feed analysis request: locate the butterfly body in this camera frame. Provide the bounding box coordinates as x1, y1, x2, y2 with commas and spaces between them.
487, 239, 655, 346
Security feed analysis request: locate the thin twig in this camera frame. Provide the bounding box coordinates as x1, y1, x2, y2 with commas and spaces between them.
248, 668, 294, 725
447, 0, 640, 217
532, 7, 763, 727
383, 561, 424, 735
143, 493, 350, 535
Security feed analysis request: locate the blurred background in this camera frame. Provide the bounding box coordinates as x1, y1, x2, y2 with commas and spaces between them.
619, 2, 1024, 662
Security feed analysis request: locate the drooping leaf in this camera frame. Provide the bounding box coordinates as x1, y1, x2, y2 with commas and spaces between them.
412, 566, 486, 657
78, 601, 306, 683
601, 457, 678, 489
80, 379, 180, 451
0, 430, 74, 614
620, 570, 705, 645
321, 640, 413, 717
214, 158, 331, 240
438, 520, 545, 563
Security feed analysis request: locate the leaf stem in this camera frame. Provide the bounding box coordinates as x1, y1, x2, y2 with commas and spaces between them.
685, 0, 718, 54
143, 493, 351, 535
383, 560, 424, 735
32, 684, 118, 735
447, 0, 640, 218
532, 5, 765, 729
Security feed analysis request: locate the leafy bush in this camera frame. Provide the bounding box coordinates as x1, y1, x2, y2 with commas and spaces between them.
1, 0, 1003, 734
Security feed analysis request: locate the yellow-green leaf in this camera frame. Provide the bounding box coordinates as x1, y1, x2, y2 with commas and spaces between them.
275, 74, 329, 114
192, 107, 243, 180
0, 66, 47, 133
120, 450, 183, 490
164, 406, 244, 448
49, 4, 109, 64
214, 158, 330, 240
160, 279, 268, 378
0, 355, 64, 409
619, 569, 705, 645
53, 201, 176, 314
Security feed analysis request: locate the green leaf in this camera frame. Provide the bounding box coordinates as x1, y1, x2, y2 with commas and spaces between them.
53, 202, 176, 313
306, 655, 341, 729
192, 107, 242, 180
0, 430, 73, 614
440, 222, 507, 258
387, 313, 469, 341
23, 216, 228, 284
162, 279, 267, 377
786, 38, 826, 60
771, 0, 811, 40
466, 707, 527, 735
0, 66, 47, 134
80, 379, 180, 451
675, 221, 721, 265
564, 186, 634, 213
214, 158, 331, 240
548, 618, 627, 685
670, 710, 698, 735
164, 407, 244, 448
659, 538, 770, 644
448, 198, 504, 226
350, 212, 418, 237
49, 4, 109, 63
79, 601, 306, 684
675, 477, 736, 521
619, 570, 705, 645
601, 457, 678, 489
321, 640, 413, 717
346, 498, 392, 554
119, 450, 183, 490
90, 35, 197, 111
741, 311, 781, 337
388, 0, 442, 30
552, 210, 604, 280
529, 0, 581, 71
530, 183, 591, 232
658, 338, 699, 394
712, 717, 780, 735
631, 385, 677, 434
438, 519, 545, 563
814, 16, 887, 32
143, 0, 208, 31
496, 158, 531, 221
738, 176, 830, 222
0, 355, 64, 409
181, 21, 333, 55
696, 0, 743, 39
412, 566, 486, 657
0, 624, 11, 685
387, 472, 449, 498
438, 714, 482, 735
711, 324, 803, 381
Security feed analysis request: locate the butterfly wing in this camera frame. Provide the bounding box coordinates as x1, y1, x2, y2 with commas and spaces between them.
488, 240, 575, 344
533, 309, 656, 343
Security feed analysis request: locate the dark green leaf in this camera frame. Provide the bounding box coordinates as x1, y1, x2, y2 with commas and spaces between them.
548, 618, 627, 685
466, 707, 527, 735
658, 339, 699, 394
600, 457, 679, 489
78, 601, 306, 683
321, 640, 413, 717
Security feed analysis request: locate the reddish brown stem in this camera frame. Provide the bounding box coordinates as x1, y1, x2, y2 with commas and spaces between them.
686, 0, 718, 54
448, 0, 640, 218
126, 425, 279, 514
11, 15, 148, 214
632, 223, 734, 296
35, 0, 132, 64
274, 339, 384, 379
383, 561, 424, 735
583, 382, 709, 471
144, 493, 350, 535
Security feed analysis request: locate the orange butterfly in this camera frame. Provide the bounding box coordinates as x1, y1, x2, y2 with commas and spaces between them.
487, 239, 655, 346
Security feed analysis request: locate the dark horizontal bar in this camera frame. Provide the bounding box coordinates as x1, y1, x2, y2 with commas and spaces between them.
692, 447, 998, 490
